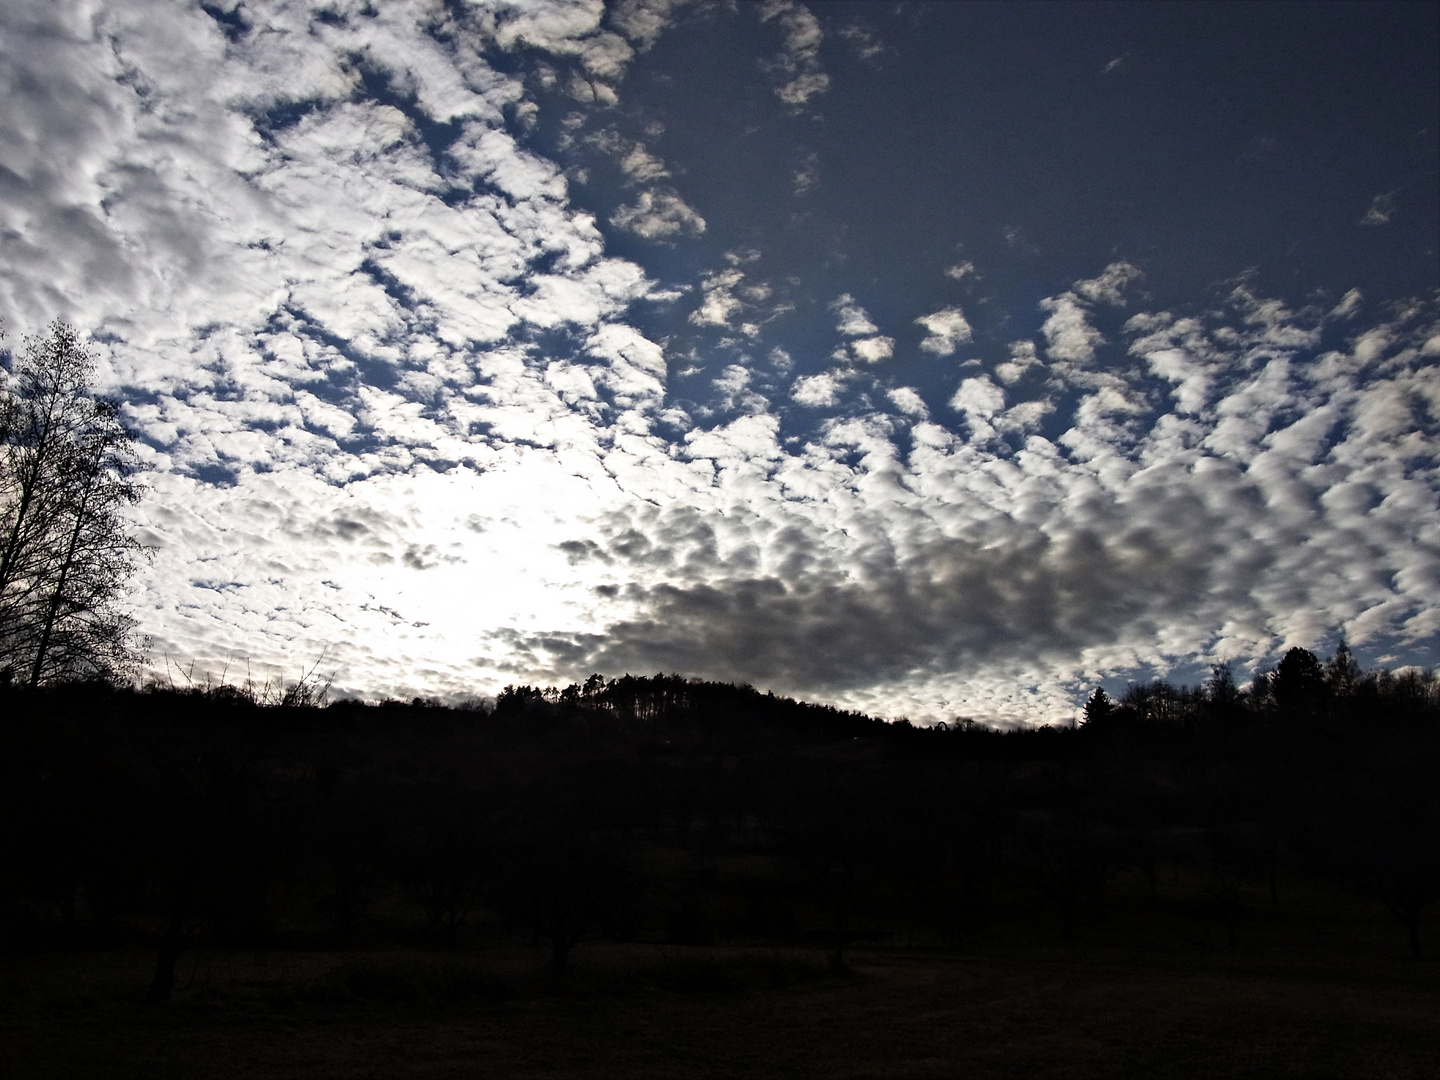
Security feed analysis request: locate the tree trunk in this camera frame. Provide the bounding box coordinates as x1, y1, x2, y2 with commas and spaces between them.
28, 483, 89, 687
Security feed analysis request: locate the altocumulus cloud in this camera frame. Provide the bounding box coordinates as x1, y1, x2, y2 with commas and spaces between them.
1, 1, 1437, 723
539, 291, 1440, 723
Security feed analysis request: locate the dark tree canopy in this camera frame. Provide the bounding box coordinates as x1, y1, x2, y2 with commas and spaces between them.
0, 322, 145, 685
1273, 647, 1326, 719
1081, 687, 1114, 727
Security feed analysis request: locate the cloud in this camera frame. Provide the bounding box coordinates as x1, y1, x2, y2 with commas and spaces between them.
0, 0, 679, 681
996, 341, 1042, 385
758, 0, 830, 106
837, 22, 885, 62
610, 188, 706, 239
793, 151, 819, 196
832, 294, 879, 336
712, 364, 768, 413
1040, 293, 1104, 365
949, 375, 1005, 440
1073, 262, 1143, 306
887, 386, 929, 418
483, 0, 640, 83
1003, 226, 1040, 256
485, 0, 607, 53
683, 412, 782, 469
4, 1, 1437, 727
1036, 265, 1142, 368
618, 143, 670, 183
1330, 288, 1364, 320
769, 347, 794, 373
775, 73, 830, 106
916, 307, 973, 356
688, 263, 782, 334
1360, 192, 1396, 226
520, 291, 1440, 724
689, 269, 745, 328
791, 371, 845, 407
851, 336, 895, 363
585, 127, 669, 183
609, 0, 691, 51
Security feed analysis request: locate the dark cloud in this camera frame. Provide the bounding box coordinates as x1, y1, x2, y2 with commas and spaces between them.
556, 528, 1193, 693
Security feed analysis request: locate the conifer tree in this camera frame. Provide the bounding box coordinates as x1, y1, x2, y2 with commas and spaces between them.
1082, 686, 1114, 726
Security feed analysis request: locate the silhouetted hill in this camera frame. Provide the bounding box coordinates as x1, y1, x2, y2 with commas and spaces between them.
2, 649, 1438, 1009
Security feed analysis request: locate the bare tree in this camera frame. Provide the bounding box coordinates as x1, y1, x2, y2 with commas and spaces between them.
0, 322, 145, 685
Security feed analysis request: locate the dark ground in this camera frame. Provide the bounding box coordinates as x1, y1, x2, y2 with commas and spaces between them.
3, 936, 1437, 1080
5, 671, 1439, 1077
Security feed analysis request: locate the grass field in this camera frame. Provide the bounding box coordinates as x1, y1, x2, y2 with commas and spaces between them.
4, 935, 1438, 1079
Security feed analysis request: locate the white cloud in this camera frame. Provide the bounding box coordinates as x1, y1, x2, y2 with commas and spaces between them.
576, 33, 634, 80
1073, 261, 1142, 305
610, 188, 706, 239
1040, 292, 1104, 364
610, 0, 691, 51
1144, 349, 1212, 414
619, 143, 669, 182
887, 386, 929, 418
916, 307, 973, 356
949, 375, 1005, 439
832, 294, 879, 336
997, 399, 1054, 433
776, 72, 831, 106
1330, 288, 1363, 319
587, 128, 669, 183
996, 340, 1042, 385
481, 0, 648, 87
690, 268, 745, 328
712, 364, 769, 413
684, 412, 782, 467
485, 0, 607, 54
792, 371, 844, 407
851, 336, 895, 363
758, 0, 830, 106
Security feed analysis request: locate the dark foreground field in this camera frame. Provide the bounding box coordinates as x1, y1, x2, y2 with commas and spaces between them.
6, 670, 1440, 1076
4, 939, 1438, 1080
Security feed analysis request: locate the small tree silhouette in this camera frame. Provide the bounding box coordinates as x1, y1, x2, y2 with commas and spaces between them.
1272, 647, 1325, 721
1081, 687, 1114, 727
0, 323, 145, 684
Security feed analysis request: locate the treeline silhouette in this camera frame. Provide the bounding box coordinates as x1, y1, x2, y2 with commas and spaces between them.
3, 646, 1438, 1003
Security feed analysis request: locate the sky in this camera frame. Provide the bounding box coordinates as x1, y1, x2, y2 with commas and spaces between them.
1, 0, 1437, 724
